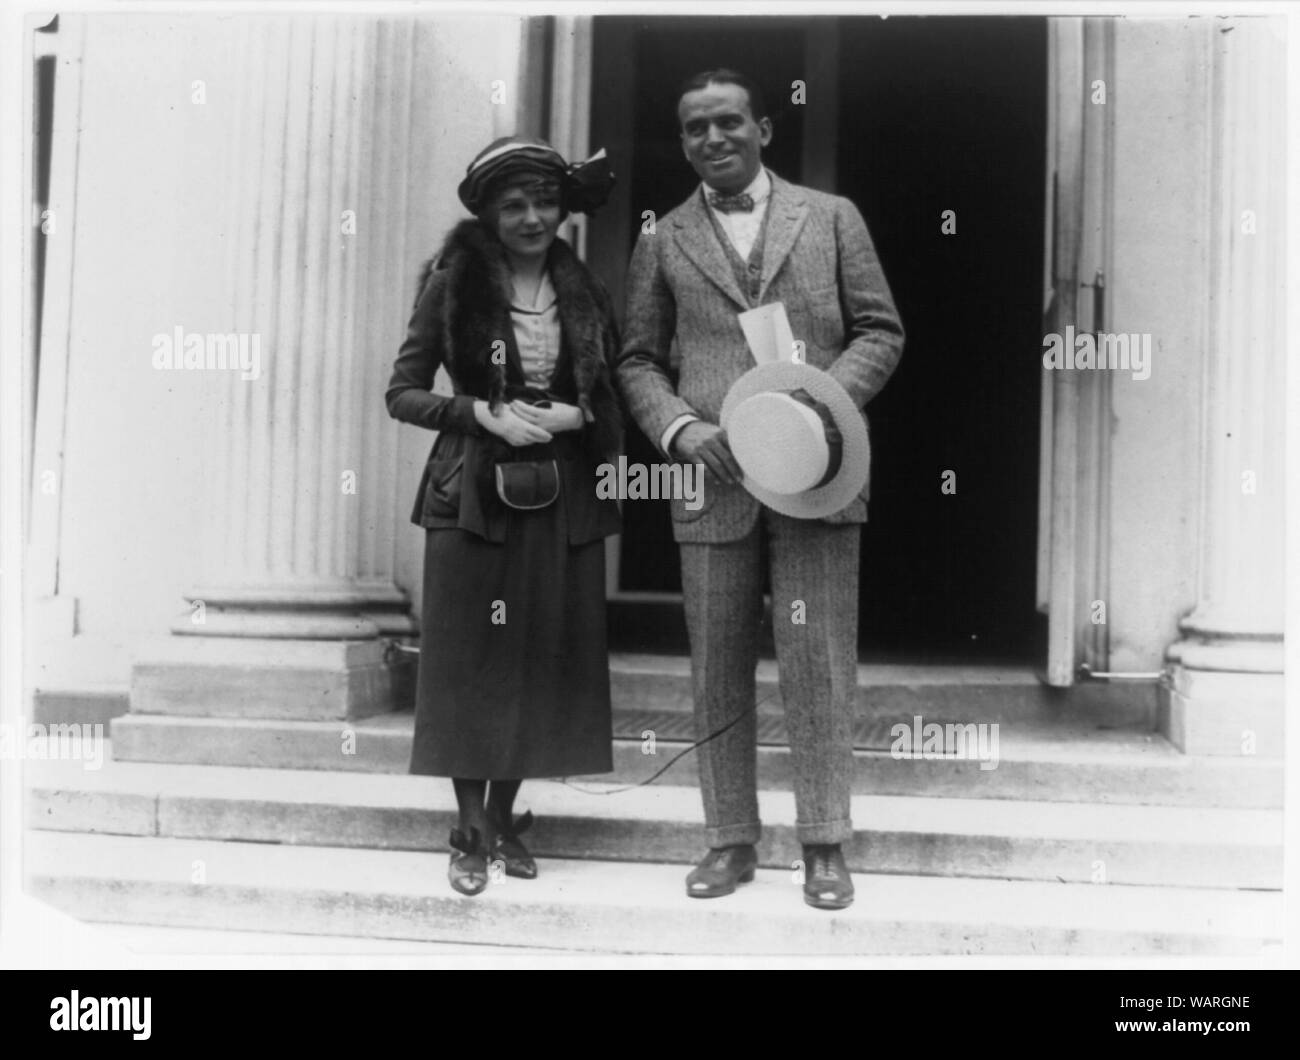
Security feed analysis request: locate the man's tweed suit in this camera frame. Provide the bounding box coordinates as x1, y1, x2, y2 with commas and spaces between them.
617, 171, 904, 846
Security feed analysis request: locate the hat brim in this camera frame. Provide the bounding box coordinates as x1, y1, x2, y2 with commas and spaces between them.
720, 361, 870, 519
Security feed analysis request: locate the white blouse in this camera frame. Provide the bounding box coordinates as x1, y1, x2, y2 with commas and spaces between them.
510, 271, 561, 389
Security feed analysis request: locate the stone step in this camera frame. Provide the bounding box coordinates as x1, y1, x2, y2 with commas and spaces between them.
80, 922, 560, 957
32, 687, 128, 732
25, 831, 1281, 955
109, 711, 1283, 808
607, 654, 1155, 725
26, 756, 1283, 889
67, 656, 1158, 728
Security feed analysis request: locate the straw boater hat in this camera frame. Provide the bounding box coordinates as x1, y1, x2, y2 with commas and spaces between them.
720, 361, 871, 519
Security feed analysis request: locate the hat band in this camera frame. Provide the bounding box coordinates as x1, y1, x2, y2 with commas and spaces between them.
468, 140, 565, 175
784, 388, 843, 489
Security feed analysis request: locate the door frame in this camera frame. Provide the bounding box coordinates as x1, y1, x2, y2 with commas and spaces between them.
562, 15, 1092, 671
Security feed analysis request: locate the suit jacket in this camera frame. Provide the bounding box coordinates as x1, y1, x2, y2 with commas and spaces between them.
616, 171, 904, 544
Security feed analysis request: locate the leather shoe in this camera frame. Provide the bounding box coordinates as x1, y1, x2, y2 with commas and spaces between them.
685, 844, 758, 898
802, 844, 854, 910
447, 826, 489, 896
488, 808, 538, 880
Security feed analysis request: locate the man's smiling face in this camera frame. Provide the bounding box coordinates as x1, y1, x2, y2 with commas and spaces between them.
678, 81, 773, 194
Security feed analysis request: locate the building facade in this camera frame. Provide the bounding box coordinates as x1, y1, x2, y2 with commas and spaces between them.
24, 12, 1286, 759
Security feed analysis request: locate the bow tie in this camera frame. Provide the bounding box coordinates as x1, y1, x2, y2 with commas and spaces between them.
708, 191, 755, 214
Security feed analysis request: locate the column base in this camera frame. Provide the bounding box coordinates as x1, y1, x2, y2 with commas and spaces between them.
1160, 638, 1284, 756
170, 581, 415, 639
130, 636, 401, 722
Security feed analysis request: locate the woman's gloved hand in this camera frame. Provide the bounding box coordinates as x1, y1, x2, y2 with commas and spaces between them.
509, 399, 585, 434
473, 400, 553, 446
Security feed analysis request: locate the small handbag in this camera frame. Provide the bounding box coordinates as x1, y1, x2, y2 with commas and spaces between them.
491, 393, 563, 511
494, 459, 560, 511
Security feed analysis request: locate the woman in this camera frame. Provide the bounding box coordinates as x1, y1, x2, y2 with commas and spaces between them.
386, 137, 622, 897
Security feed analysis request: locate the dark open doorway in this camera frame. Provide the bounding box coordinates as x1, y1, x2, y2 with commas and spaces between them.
589, 15, 1048, 663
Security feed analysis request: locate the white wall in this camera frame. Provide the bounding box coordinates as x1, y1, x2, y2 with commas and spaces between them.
1106, 19, 1211, 670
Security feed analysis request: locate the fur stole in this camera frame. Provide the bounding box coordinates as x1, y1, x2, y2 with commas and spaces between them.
413, 219, 623, 462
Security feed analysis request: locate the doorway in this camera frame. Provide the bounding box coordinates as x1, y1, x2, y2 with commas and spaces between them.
588, 15, 1047, 662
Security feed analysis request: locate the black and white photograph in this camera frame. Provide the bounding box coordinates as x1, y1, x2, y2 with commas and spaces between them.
0, 0, 1295, 978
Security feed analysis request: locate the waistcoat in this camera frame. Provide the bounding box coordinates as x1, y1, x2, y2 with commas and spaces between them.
703, 188, 774, 306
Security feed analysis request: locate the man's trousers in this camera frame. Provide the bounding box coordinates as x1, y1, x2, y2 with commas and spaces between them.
679, 508, 860, 847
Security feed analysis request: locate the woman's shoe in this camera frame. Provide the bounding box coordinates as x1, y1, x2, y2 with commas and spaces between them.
488, 808, 538, 880
447, 826, 489, 896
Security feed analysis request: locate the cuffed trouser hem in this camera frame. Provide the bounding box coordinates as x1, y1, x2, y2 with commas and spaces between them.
704, 821, 762, 848
795, 817, 854, 846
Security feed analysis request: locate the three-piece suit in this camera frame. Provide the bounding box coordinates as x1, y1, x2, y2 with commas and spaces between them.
616, 170, 905, 845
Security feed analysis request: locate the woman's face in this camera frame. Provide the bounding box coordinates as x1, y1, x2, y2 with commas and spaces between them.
489, 178, 562, 262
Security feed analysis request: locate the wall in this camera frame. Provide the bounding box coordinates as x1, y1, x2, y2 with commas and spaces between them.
1105, 19, 1212, 671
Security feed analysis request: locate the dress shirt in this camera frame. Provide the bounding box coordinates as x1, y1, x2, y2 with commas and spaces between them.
510, 270, 560, 388
704, 166, 771, 260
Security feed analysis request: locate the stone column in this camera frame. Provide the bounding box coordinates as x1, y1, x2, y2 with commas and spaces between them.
1163, 17, 1286, 755
131, 15, 419, 721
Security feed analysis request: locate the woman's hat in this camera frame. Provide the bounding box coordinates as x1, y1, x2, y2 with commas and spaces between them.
458, 136, 615, 216
720, 361, 871, 519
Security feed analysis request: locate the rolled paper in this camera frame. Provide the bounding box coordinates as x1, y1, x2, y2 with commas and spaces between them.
737, 302, 795, 367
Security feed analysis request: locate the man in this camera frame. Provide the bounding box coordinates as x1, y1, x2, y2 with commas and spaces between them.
616, 69, 904, 909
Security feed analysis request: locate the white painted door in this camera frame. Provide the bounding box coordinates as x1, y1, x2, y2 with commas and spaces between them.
1038, 18, 1113, 686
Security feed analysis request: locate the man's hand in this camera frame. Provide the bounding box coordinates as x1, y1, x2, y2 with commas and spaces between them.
672, 421, 743, 486
509, 399, 585, 435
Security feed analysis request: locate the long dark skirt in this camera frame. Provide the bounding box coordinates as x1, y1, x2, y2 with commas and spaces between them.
409, 510, 613, 779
